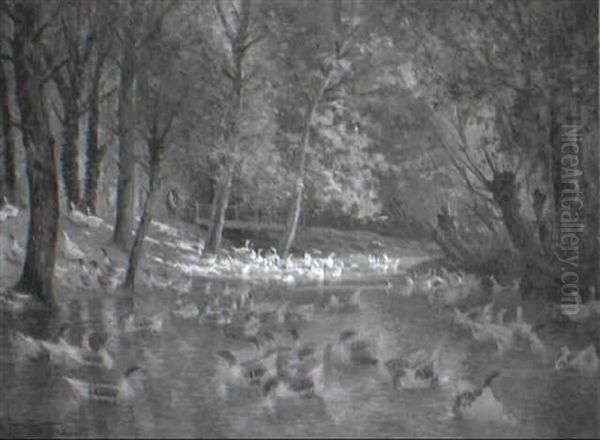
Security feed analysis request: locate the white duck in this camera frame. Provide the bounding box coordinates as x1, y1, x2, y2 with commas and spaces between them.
62, 231, 86, 261
0, 289, 31, 312
6, 234, 24, 263
555, 344, 599, 374
0, 198, 19, 219
122, 312, 165, 334
67, 202, 104, 229
171, 299, 200, 320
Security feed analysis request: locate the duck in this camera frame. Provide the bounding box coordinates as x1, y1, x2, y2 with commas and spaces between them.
452, 371, 504, 421
467, 319, 514, 354
284, 328, 323, 372
173, 276, 192, 295
13, 323, 73, 362
144, 268, 172, 290
0, 289, 31, 312
13, 330, 48, 361
261, 364, 323, 403
67, 202, 103, 228
214, 348, 278, 388
49, 330, 115, 370
257, 303, 287, 325
401, 275, 416, 297
62, 231, 86, 261
171, 299, 200, 320
40, 324, 87, 367
77, 259, 96, 290
96, 263, 120, 292
75, 330, 115, 370
285, 302, 316, 323
222, 311, 260, 340
584, 286, 600, 315
325, 290, 361, 313
504, 305, 547, 355
555, 344, 599, 374
6, 234, 24, 264
385, 343, 444, 389
325, 329, 379, 368
63, 365, 142, 405
199, 305, 232, 326
122, 312, 165, 334
1, 197, 18, 215
451, 307, 479, 331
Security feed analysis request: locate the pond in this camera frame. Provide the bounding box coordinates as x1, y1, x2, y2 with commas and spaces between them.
1, 276, 599, 438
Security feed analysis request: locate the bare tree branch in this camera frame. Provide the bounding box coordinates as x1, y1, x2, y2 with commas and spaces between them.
32, 2, 64, 43
214, 0, 235, 42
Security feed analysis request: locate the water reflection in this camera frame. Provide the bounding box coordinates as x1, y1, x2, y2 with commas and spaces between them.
1, 278, 599, 437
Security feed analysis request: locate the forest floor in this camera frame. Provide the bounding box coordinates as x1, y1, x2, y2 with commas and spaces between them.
0, 208, 440, 299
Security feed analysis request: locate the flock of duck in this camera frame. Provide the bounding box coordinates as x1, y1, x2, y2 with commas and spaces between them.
2, 202, 600, 429
9, 265, 598, 425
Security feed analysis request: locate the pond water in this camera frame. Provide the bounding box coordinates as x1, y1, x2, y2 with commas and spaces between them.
1, 276, 599, 438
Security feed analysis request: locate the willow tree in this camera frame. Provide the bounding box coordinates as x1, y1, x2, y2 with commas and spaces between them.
383, 0, 598, 298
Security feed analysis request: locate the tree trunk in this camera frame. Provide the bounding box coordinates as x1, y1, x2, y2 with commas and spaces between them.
58, 89, 81, 207
123, 176, 158, 292
279, 177, 304, 259
0, 59, 17, 203
124, 132, 164, 291
82, 50, 107, 214
278, 68, 332, 259
112, 11, 137, 249
489, 171, 536, 253
205, 163, 233, 254
12, 2, 60, 308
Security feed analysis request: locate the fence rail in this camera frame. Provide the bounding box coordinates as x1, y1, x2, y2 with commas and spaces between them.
193, 202, 287, 233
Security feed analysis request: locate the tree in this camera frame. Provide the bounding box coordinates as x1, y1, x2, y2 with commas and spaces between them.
112, 0, 178, 249
266, 0, 368, 257
51, 0, 95, 208
3, 0, 64, 308
0, 10, 16, 204
376, 0, 598, 296
112, 0, 138, 249
123, 1, 191, 290
82, 0, 114, 214
0, 58, 16, 204
204, 0, 265, 254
